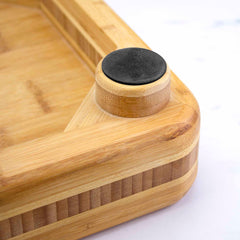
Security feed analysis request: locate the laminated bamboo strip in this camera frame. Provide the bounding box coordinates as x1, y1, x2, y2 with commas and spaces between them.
41, 0, 107, 71
45, 203, 57, 225
100, 184, 111, 206
33, 208, 46, 229
142, 169, 153, 191
22, 212, 34, 233
78, 192, 90, 213
0, 219, 11, 240
56, 200, 68, 221
132, 173, 143, 194
9, 216, 23, 237
111, 180, 122, 201
122, 177, 133, 198
90, 188, 101, 209
67, 196, 79, 217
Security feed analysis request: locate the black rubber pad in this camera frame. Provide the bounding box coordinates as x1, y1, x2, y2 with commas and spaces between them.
102, 48, 167, 85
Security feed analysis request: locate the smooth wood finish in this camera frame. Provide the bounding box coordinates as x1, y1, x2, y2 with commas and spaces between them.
64, 84, 113, 131
0, 101, 199, 220
0, 2, 94, 149
0, 0, 200, 240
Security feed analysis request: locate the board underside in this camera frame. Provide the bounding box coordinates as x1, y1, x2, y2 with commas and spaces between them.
0, 1, 200, 240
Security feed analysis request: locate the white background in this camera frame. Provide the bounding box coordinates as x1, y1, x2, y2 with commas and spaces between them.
84, 0, 240, 239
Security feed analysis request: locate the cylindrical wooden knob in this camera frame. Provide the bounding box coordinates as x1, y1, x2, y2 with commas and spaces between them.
95, 48, 171, 118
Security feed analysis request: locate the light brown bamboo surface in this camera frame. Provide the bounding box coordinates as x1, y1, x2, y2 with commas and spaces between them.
0, 1, 200, 240
0, 2, 94, 149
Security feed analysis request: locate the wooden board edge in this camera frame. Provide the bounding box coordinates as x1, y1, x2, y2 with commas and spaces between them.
0, 101, 200, 199
1, 110, 199, 210
9, 161, 198, 240
0, 140, 198, 222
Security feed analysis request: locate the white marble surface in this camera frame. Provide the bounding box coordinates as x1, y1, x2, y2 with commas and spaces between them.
84, 0, 240, 239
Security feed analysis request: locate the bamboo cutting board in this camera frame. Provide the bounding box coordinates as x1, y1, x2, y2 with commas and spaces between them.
0, 1, 200, 240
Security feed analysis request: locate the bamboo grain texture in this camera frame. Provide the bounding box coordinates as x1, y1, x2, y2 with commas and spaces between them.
0, 145, 198, 239
0, 2, 94, 148
1, 162, 198, 240
0, 0, 200, 239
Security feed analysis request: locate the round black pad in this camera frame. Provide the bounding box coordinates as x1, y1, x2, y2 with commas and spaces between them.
102, 48, 167, 85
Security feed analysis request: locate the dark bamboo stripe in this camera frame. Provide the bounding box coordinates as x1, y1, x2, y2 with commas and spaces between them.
22, 211, 34, 233
33, 207, 46, 229
78, 191, 90, 213
9, 215, 23, 237
45, 203, 57, 224
122, 176, 133, 197
90, 188, 101, 209
68, 196, 79, 217
132, 173, 143, 194
56, 199, 68, 221
142, 169, 153, 190
0, 219, 11, 240
111, 180, 122, 201
100, 184, 111, 205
